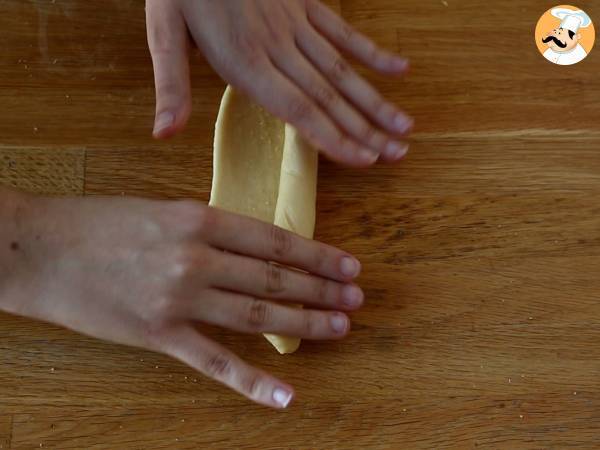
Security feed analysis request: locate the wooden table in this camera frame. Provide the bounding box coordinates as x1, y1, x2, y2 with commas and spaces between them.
2, 0, 600, 448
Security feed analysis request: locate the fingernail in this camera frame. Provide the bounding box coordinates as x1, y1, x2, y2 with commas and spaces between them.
358, 148, 379, 164
273, 388, 293, 408
392, 57, 409, 71
384, 141, 409, 160
330, 314, 348, 334
340, 256, 361, 278
342, 285, 363, 308
393, 114, 413, 134
153, 111, 175, 135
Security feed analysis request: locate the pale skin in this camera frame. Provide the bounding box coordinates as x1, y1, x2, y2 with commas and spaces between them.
1, 0, 411, 409
146, 0, 413, 166
0, 189, 362, 409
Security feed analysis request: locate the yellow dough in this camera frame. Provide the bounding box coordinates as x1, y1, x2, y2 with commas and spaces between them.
209, 86, 318, 354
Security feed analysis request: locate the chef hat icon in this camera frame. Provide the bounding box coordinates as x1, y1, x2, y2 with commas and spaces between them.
551, 8, 592, 33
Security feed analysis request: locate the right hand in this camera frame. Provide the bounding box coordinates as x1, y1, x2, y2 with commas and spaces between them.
146, 0, 413, 167
0, 193, 363, 409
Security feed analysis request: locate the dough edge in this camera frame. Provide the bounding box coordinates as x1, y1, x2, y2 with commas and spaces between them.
210, 86, 318, 354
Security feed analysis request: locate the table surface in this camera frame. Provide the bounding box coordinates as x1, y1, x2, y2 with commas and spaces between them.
2, 0, 600, 449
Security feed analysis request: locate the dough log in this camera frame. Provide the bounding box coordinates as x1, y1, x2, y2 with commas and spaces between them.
209, 86, 318, 354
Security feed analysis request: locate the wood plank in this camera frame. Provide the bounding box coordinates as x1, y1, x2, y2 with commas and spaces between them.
315, 191, 600, 263
0, 0, 225, 148
83, 145, 212, 200
2, 247, 600, 401
84, 135, 600, 201
317, 136, 600, 197
341, 0, 600, 133
7, 394, 600, 450
2, 0, 600, 448
0, 415, 11, 450
0, 147, 84, 195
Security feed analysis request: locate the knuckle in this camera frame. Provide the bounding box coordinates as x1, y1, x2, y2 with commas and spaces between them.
313, 245, 328, 272
145, 296, 177, 321
269, 225, 293, 258
204, 353, 233, 379
241, 374, 262, 398
367, 42, 380, 61
305, 0, 322, 19
196, 206, 217, 235
371, 48, 390, 69
286, 97, 314, 123
301, 311, 315, 336
141, 317, 172, 349
265, 262, 285, 294
169, 247, 217, 283
335, 134, 352, 154
246, 299, 272, 329
242, 48, 264, 70
313, 278, 330, 303
313, 85, 338, 106
262, 17, 290, 45
147, 24, 174, 55
340, 24, 355, 43
359, 124, 377, 144
230, 29, 264, 69
166, 201, 210, 236
155, 80, 183, 101
373, 98, 393, 120
319, 133, 353, 162
329, 58, 350, 82
170, 247, 195, 277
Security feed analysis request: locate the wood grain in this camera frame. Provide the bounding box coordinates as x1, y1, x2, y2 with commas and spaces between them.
1, 0, 600, 448
0, 146, 84, 195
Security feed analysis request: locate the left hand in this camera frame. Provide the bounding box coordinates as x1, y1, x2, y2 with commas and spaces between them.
0, 191, 363, 409
145, 0, 413, 167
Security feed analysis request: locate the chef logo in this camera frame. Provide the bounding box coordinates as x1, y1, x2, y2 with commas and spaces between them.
535, 5, 595, 65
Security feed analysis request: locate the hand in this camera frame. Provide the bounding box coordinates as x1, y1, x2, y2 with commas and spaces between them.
146, 0, 413, 167
1, 193, 363, 408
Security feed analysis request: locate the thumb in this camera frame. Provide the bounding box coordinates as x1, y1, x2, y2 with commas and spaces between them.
146, 0, 192, 139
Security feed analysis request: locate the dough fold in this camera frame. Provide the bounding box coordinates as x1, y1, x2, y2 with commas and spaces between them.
209, 86, 318, 354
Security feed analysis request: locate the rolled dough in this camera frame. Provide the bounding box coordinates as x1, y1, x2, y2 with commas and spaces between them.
209, 86, 318, 354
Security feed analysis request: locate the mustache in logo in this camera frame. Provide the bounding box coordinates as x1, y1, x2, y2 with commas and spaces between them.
542, 35, 567, 48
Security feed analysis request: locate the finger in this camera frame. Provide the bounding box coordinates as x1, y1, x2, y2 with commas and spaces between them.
199, 206, 361, 282
161, 325, 294, 408
146, 0, 192, 139
296, 27, 413, 138
225, 58, 379, 167
193, 290, 351, 339
211, 251, 364, 310
267, 48, 407, 160
306, 0, 409, 75
181, 2, 377, 166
